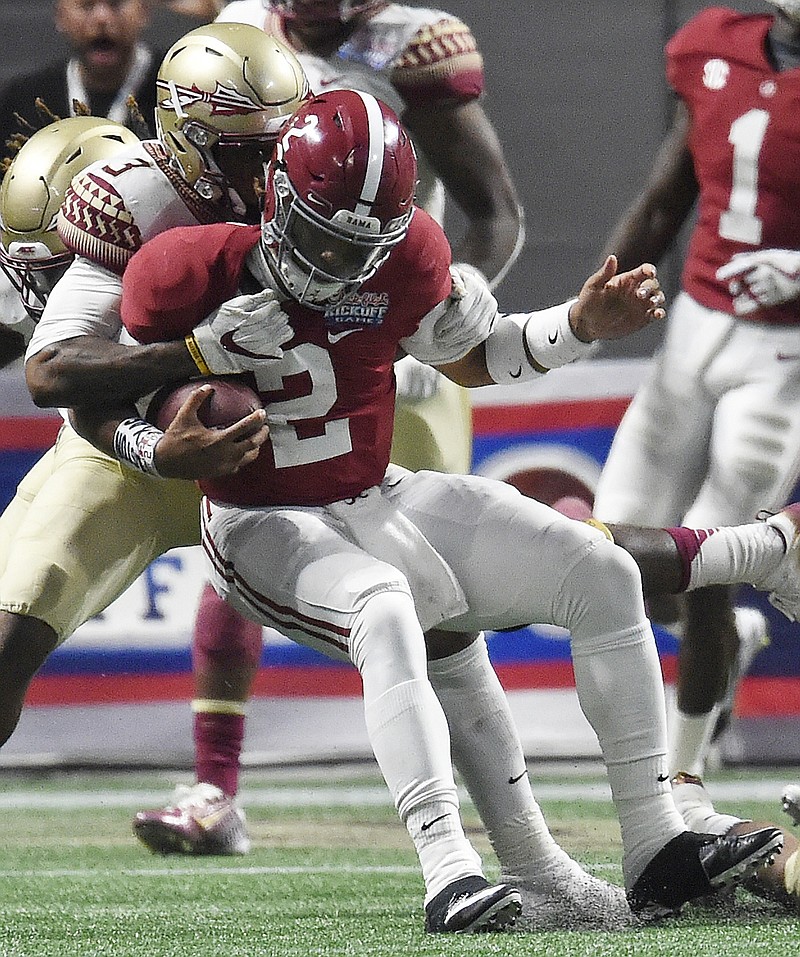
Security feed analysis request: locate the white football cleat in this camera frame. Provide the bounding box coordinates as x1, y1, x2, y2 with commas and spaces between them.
671, 772, 744, 835
133, 782, 251, 856
760, 504, 800, 621
782, 784, 800, 827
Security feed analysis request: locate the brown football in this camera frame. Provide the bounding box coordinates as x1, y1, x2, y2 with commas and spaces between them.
147, 376, 263, 430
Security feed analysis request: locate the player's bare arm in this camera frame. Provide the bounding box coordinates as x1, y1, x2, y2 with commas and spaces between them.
438, 256, 666, 387
603, 101, 698, 270
404, 99, 523, 288
26, 335, 202, 408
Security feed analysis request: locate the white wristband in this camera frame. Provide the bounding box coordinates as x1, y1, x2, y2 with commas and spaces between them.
519, 298, 595, 369
484, 299, 593, 384
113, 417, 164, 476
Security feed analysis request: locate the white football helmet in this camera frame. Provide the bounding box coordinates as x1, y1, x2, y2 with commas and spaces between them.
260, 89, 417, 309
0, 116, 138, 319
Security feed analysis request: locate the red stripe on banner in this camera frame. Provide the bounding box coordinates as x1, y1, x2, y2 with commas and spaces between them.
496, 660, 576, 689
0, 417, 61, 449
472, 397, 630, 436
25, 666, 364, 706
25, 660, 800, 717
734, 677, 800, 718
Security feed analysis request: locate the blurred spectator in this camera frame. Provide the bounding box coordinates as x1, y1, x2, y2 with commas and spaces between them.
0, 0, 160, 149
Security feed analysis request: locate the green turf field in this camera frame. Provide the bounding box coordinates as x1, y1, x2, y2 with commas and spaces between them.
1, 762, 799, 956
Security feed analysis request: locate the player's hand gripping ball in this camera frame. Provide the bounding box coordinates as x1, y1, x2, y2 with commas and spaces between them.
147, 376, 263, 430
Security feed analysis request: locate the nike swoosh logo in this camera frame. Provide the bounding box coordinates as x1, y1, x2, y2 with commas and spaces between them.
509, 365, 522, 378
219, 330, 276, 359
508, 770, 528, 785
319, 76, 344, 88
327, 329, 359, 344
777, 352, 800, 361
548, 331, 559, 344
420, 813, 449, 832
657, 773, 670, 782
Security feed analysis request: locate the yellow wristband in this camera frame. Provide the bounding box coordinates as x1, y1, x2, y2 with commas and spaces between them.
185, 333, 213, 376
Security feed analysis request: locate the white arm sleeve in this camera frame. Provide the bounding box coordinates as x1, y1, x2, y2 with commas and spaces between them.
483, 299, 594, 384
25, 256, 123, 360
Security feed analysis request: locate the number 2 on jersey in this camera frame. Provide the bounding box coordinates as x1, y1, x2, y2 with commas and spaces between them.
253, 342, 353, 468
718, 108, 769, 246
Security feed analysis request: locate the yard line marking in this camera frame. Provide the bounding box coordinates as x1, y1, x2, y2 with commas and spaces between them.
0, 865, 420, 878
0, 778, 789, 809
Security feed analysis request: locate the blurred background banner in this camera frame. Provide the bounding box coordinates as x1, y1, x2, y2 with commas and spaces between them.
1, 1, 794, 768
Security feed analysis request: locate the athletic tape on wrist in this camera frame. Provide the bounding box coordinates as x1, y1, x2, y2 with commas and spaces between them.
113, 417, 164, 476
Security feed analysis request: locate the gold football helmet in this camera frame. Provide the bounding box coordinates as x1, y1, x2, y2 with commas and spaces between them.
0, 116, 138, 319
155, 22, 309, 209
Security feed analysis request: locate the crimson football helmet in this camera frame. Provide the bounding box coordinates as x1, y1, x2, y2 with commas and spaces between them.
260, 89, 417, 309
269, 0, 386, 25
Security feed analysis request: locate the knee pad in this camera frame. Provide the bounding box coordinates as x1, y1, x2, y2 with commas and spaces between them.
556, 537, 648, 642
350, 589, 428, 695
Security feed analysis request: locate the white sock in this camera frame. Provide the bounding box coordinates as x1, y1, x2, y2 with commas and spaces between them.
668, 708, 719, 778
679, 522, 785, 590
427, 636, 569, 884
571, 624, 686, 888
352, 592, 483, 903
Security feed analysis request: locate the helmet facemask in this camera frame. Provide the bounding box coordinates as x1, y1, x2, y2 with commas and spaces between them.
262, 165, 410, 309
0, 245, 71, 320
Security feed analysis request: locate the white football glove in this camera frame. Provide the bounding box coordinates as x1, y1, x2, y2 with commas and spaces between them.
394, 354, 442, 402
716, 249, 800, 316
187, 287, 293, 374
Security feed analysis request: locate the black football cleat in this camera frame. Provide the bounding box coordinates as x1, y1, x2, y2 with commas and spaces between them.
424, 875, 522, 933
628, 826, 783, 919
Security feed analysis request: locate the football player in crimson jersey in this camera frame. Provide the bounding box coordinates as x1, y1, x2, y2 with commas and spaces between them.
214, 0, 523, 469
103, 88, 800, 923
591, 1, 800, 872
132, 0, 523, 859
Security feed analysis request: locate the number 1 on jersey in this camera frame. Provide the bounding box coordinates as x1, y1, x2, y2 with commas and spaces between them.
719, 108, 769, 246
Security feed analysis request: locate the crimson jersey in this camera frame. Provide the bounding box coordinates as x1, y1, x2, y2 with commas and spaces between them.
122, 210, 453, 506
668, 7, 800, 324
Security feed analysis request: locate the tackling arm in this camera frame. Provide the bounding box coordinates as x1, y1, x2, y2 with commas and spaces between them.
26, 336, 201, 408
404, 99, 524, 289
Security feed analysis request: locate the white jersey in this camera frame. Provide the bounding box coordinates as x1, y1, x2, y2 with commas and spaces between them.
26, 140, 218, 358
217, 1, 486, 219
